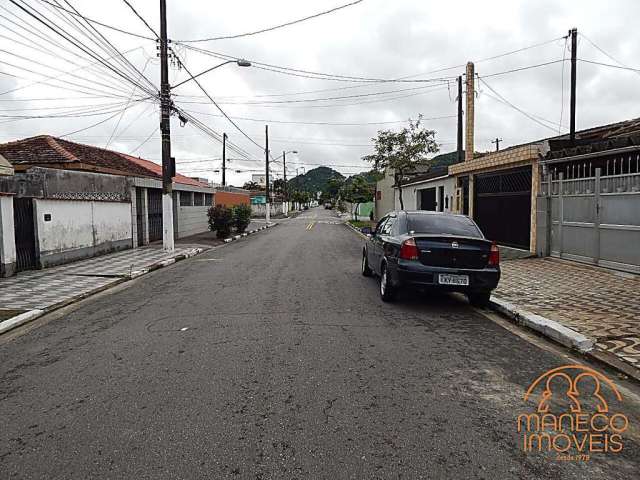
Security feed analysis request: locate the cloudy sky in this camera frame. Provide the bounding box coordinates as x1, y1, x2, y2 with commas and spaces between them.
1, 0, 639, 186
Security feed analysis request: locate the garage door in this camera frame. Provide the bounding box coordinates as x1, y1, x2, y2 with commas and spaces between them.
474, 166, 532, 249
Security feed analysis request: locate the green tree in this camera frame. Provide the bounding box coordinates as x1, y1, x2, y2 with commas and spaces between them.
362, 115, 439, 210
341, 176, 373, 221
207, 204, 234, 238
272, 178, 286, 196
242, 181, 260, 190
232, 204, 252, 233
325, 177, 344, 201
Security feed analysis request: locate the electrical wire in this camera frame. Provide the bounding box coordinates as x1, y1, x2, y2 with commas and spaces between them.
39, 0, 156, 40
120, 0, 159, 38
478, 77, 558, 132
129, 125, 159, 153
176, 0, 364, 43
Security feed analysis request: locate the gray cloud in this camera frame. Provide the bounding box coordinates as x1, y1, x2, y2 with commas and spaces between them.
1, 0, 639, 186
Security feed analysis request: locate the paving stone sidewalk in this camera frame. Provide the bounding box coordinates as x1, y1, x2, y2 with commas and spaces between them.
0, 246, 202, 312
494, 257, 640, 371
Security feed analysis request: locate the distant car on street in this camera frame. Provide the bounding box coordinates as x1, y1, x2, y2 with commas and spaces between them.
324, 202, 333, 209
360, 211, 500, 305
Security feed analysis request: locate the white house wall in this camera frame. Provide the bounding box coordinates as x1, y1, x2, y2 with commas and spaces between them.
395, 176, 456, 212
34, 199, 132, 267
177, 206, 210, 238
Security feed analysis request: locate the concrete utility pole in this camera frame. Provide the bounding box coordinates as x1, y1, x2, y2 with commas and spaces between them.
465, 62, 475, 162
282, 150, 287, 214
265, 125, 270, 224
492, 138, 502, 151
457, 75, 463, 163
569, 27, 578, 142
222, 133, 227, 186
159, 0, 174, 251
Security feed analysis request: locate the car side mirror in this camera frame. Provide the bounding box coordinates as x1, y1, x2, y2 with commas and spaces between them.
360, 226, 372, 236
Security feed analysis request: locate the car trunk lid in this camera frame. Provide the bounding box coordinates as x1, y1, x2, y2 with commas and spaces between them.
413, 235, 492, 269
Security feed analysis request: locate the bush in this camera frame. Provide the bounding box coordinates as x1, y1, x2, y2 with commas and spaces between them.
207, 204, 234, 238
233, 204, 252, 233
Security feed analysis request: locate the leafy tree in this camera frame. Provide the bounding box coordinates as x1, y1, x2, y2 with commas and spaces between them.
207, 204, 234, 238
272, 178, 286, 196
325, 177, 344, 200
341, 175, 373, 221
232, 204, 252, 233
242, 181, 260, 190
362, 115, 439, 210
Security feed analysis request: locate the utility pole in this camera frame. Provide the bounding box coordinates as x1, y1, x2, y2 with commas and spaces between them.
282, 150, 287, 215
569, 27, 578, 142
465, 62, 475, 162
159, 0, 174, 251
492, 137, 502, 151
265, 125, 270, 224
222, 132, 227, 186
457, 75, 463, 163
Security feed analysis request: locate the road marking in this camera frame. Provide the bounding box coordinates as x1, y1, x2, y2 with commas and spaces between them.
306, 222, 316, 230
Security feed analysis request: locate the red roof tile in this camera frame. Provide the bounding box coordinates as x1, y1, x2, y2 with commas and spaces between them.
0, 135, 209, 188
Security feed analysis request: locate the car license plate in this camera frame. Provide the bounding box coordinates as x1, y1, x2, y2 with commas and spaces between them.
438, 274, 469, 286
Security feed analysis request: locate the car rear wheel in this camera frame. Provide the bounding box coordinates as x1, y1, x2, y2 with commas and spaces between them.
468, 291, 491, 307
361, 250, 372, 277
379, 264, 396, 302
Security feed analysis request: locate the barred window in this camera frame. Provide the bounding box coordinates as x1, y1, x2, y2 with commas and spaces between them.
194, 193, 204, 206
180, 192, 193, 206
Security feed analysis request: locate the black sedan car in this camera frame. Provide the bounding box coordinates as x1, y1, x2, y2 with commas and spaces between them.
361, 211, 500, 305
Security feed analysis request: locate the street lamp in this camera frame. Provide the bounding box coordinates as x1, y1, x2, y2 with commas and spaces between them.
171, 59, 252, 90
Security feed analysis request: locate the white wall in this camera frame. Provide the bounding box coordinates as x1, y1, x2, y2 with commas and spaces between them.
35, 199, 131, 260
0, 195, 16, 275
177, 206, 210, 238
395, 176, 456, 212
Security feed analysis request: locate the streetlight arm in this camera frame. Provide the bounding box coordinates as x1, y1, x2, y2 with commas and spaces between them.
171, 59, 251, 90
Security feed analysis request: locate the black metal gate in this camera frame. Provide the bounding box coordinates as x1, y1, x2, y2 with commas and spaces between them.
474, 166, 532, 249
147, 188, 163, 242
135, 187, 145, 246
13, 198, 37, 271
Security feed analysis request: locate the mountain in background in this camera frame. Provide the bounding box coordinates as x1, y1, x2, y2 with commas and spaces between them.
287, 166, 344, 194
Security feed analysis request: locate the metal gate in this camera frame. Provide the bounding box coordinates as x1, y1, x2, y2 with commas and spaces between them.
540, 157, 640, 273
147, 188, 163, 242
474, 166, 532, 249
13, 198, 37, 271
135, 187, 145, 246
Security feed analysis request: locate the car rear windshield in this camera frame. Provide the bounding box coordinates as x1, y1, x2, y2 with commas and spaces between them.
406, 214, 482, 238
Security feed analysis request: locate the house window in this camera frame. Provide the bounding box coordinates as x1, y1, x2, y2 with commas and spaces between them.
180, 192, 193, 206
194, 193, 204, 206
205, 193, 213, 205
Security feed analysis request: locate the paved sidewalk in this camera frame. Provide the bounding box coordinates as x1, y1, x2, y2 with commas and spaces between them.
494, 257, 640, 371
0, 246, 202, 313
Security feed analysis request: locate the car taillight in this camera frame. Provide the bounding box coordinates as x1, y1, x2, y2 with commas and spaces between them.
399, 238, 419, 261
488, 242, 500, 266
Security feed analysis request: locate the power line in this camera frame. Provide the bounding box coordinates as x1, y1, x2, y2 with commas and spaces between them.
120, 0, 159, 38
8, 0, 158, 98
129, 125, 159, 153
39, 0, 156, 40
578, 58, 640, 74
478, 77, 558, 132
176, 0, 365, 43
58, 102, 143, 136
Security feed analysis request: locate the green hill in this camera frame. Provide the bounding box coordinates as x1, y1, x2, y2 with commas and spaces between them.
288, 166, 345, 194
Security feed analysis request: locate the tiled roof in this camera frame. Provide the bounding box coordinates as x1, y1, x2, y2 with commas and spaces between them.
0, 135, 208, 187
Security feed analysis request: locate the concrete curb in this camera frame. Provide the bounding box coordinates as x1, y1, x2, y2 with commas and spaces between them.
489, 296, 640, 382
221, 222, 278, 244
0, 309, 45, 335
0, 247, 205, 336
343, 221, 368, 240
489, 296, 594, 352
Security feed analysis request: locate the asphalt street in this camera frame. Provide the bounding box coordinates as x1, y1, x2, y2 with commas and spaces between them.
1, 207, 639, 479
